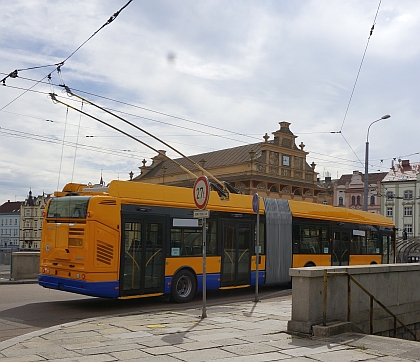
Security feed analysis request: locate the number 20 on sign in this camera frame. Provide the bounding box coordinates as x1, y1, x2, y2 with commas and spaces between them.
193, 176, 210, 210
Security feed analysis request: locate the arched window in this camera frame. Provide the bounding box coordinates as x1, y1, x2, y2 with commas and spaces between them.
338, 197, 344, 206
351, 196, 356, 205
269, 185, 277, 192
357, 195, 361, 205
370, 195, 375, 205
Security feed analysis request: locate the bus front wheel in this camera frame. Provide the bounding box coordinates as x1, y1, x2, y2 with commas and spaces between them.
171, 269, 197, 303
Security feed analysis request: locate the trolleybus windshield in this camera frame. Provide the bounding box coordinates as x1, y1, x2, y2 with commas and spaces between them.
47, 196, 91, 218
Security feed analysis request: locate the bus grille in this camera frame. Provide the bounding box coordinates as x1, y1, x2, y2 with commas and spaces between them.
69, 228, 85, 236
97, 241, 114, 265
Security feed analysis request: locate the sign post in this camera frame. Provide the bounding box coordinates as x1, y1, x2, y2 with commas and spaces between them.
252, 193, 260, 303
193, 176, 210, 319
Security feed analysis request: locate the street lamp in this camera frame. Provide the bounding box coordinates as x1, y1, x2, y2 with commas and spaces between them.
363, 114, 391, 211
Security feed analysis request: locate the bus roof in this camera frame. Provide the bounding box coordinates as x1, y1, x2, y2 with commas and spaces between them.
288, 200, 394, 227
58, 180, 394, 228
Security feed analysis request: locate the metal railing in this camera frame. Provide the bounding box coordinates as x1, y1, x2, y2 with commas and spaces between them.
323, 270, 416, 341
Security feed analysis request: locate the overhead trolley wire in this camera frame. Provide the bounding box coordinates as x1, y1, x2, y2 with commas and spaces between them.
49, 92, 200, 181
339, 0, 383, 132
2, 72, 262, 142
2, 81, 259, 145
0, 126, 145, 159
0, 0, 133, 111
64, 88, 236, 191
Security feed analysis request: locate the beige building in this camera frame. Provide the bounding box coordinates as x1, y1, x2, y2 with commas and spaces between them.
133, 122, 329, 203
333, 171, 387, 213
381, 159, 420, 238
20, 190, 51, 250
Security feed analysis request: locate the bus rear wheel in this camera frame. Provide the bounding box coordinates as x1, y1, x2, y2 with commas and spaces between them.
171, 269, 197, 303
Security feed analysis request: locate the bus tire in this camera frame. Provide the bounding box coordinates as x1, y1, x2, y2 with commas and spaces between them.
304, 261, 316, 267
171, 269, 197, 303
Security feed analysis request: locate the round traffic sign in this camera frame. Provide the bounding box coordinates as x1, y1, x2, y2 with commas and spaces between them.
193, 176, 210, 210
252, 193, 260, 213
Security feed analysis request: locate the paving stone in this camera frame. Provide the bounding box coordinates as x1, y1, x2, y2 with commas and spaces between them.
106, 330, 153, 339
168, 347, 236, 361
110, 348, 152, 360
210, 351, 293, 362
76, 343, 145, 356
0, 355, 46, 362
280, 343, 350, 357
308, 348, 379, 362
142, 345, 184, 355
48, 354, 117, 362
221, 341, 280, 356
174, 340, 223, 351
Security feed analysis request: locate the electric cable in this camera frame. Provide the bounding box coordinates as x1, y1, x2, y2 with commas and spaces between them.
1, 83, 257, 145
49, 92, 199, 180
0, 0, 133, 111
0, 126, 149, 159
1, 73, 262, 141
71, 101, 84, 182
339, 0, 383, 132
56, 107, 69, 193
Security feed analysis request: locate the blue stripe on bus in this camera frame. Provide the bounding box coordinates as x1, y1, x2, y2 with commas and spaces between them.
250, 271, 266, 286
38, 275, 119, 298
164, 274, 221, 294
163, 272, 266, 295
196, 274, 221, 291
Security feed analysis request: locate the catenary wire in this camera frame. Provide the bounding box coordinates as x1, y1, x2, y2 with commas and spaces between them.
1, 73, 262, 141
0, 126, 151, 159
339, 0, 383, 132
0, 0, 133, 111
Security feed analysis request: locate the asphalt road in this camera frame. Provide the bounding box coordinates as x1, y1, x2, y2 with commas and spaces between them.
0, 282, 291, 342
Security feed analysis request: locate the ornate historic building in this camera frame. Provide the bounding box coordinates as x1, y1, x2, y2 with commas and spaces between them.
133, 122, 328, 203
19, 190, 51, 250
333, 171, 387, 214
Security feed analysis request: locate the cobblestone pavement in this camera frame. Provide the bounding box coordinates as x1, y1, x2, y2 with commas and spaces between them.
1, 294, 420, 361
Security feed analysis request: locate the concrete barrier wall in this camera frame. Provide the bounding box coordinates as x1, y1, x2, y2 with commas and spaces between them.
287, 264, 420, 340
11, 252, 40, 280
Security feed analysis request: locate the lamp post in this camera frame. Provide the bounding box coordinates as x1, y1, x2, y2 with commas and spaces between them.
363, 114, 391, 211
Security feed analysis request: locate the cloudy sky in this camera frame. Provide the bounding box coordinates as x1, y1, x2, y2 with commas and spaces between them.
1, 0, 419, 203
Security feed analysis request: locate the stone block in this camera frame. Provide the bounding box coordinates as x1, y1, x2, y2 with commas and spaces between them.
312, 322, 352, 337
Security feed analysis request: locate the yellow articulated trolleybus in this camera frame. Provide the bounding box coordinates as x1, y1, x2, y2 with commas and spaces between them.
38, 180, 395, 302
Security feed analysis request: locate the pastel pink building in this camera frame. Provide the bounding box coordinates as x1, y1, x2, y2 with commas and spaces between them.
333, 171, 387, 214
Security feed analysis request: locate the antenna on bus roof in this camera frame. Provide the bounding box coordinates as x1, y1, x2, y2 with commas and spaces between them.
49, 89, 230, 199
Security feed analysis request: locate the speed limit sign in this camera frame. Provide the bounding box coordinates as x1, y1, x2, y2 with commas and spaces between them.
193, 176, 210, 210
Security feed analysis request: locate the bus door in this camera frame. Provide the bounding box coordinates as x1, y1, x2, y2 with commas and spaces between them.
382, 232, 392, 264
220, 220, 252, 287
331, 229, 350, 266
120, 216, 166, 297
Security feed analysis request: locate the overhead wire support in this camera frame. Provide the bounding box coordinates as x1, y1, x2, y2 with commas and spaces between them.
49, 92, 199, 181
62, 87, 228, 192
